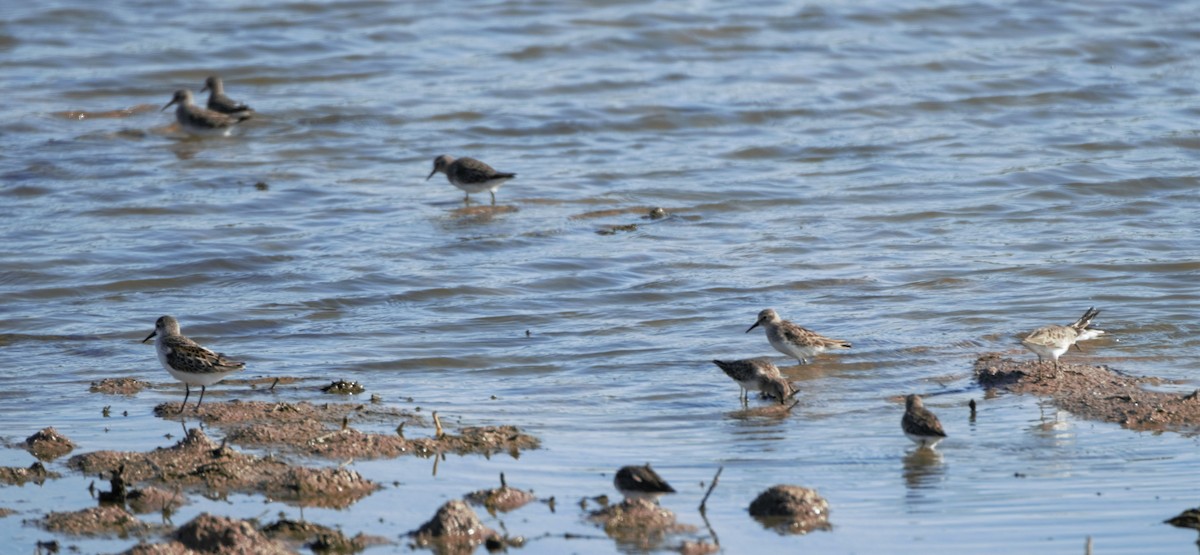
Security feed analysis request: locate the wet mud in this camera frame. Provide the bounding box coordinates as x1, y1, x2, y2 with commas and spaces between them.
123, 513, 293, 555
148, 400, 538, 459
974, 354, 1200, 432
748, 485, 831, 535
464, 473, 538, 515
90, 378, 152, 395
68, 428, 379, 509
0, 462, 58, 486
588, 498, 696, 551
40, 505, 162, 537
409, 499, 500, 553
25, 427, 76, 461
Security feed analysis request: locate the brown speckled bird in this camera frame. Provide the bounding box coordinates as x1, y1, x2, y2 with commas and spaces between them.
143, 315, 245, 413
746, 308, 851, 365
902, 394, 947, 449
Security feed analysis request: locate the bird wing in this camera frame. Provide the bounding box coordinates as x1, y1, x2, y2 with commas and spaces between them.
1023, 324, 1074, 347
163, 336, 245, 373
780, 321, 850, 348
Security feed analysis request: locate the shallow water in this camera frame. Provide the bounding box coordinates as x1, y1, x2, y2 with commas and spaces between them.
2, 0, 1200, 552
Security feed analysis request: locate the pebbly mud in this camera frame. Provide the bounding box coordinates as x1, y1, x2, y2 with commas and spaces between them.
68, 428, 379, 509
974, 354, 1200, 432
0, 462, 58, 486
409, 499, 499, 553
588, 498, 696, 551
261, 518, 389, 553
40, 505, 162, 537
464, 473, 537, 515
25, 427, 76, 461
149, 400, 538, 460
90, 377, 151, 395
748, 485, 831, 535
123, 513, 293, 555
126, 486, 188, 515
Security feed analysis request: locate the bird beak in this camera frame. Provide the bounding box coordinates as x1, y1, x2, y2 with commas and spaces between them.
200, 84, 210, 93
745, 321, 760, 333
1073, 343, 1083, 352
161, 98, 178, 112
142, 330, 157, 343
426, 168, 437, 180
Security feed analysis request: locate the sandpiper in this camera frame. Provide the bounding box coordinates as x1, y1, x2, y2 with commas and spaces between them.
426, 155, 515, 205
711, 358, 795, 405
746, 308, 852, 365
613, 464, 675, 501
143, 315, 245, 413
1021, 307, 1105, 370
161, 89, 251, 136
902, 394, 947, 449
200, 76, 254, 116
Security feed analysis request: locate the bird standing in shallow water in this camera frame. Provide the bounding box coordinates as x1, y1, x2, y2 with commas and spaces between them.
161, 89, 251, 136
613, 464, 675, 502
200, 76, 254, 116
902, 394, 947, 449
711, 358, 795, 405
746, 308, 852, 365
143, 315, 245, 413
1021, 307, 1105, 371
426, 154, 515, 205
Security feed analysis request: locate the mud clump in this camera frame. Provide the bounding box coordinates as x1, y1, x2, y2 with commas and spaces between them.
464, 474, 536, 514
0, 462, 58, 485
409, 425, 540, 458
91, 377, 151, 395
25, 427, 76, 461
410, 499, 499, 552
262, 519, 389, 553
41, 505, 157, 537
974, 354, 1200, 431
126, 486, 188, 515
124, 513, 293, 555
748, 485, 831, 535
68, 428, 378, 509
589, 498, 694, 550
321, 380, 365, 395
163, 400, 537, 461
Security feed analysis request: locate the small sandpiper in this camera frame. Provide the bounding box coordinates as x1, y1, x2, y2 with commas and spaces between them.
902, 394, 947, 449
746, 308, 852, 365
1021, 307, 1104, 370
711, 358, 795, 405
426, 155, 515, 205
143, 315, 245, 413
613, 464, 675, 502
161, 89, 251, 136
200, 76, 254, 116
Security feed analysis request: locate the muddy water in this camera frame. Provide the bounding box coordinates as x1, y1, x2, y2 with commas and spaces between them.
2, 0, 1200, 553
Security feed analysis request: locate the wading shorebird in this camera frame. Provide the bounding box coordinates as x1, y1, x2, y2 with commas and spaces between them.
143, 315, 245, 413
200, 75, 254, 116
1021, 307, 1105, 370
161, 89, 251, 136
746, 308, 852, 365
613, 464, 675, 502
426, 155, 515, 205
902, 394, 947, 449
711, 358, 795, 405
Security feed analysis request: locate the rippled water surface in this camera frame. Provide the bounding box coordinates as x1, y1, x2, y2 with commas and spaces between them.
3, 0, 1200, 553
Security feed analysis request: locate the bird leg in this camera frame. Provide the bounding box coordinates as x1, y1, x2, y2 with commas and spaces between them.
490, 191, 496, 205
196, 385, 207, 410
179, 384, 191, 414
